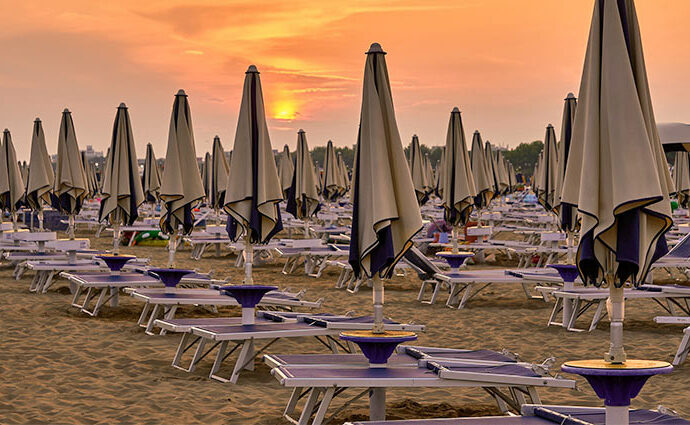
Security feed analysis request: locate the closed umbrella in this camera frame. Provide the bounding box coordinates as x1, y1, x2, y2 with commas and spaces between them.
349, 42, 422, 334
209, 135, 229, 221
435, 147, 445, 198
408, 135, 428, 205
658, 122, 690, 153
25, 118, 55, 230
0, 129, 25, 230
423, 153, 434, 196
286, 129, 320, 231
484, 141, 500, 196
142, 143, 161, 204
495, 149, 510, 196
555, 93, 578, 232
442, 107, 476, 251
53, 109, 88, 239
322, 140, 345, 201
224, 65, 283, 284
337, 152, 350, 196
159, 90, 206, 266
537, 124, 559, 211
277, 145, 294, 199
470, 131, 494, 210
560, 1, 673, 421
202, 152, 211, 202
674, 152, 690, 208
99, 102, 145, 254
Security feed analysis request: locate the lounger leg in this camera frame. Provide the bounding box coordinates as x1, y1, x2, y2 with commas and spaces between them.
208, 341, 230, 381
244, 339, 255, 371
89, 288, 110, 316
589, 300, 606, 331
137, 303, 152, 326
369, 388, 386, 421
172, 333, 193, 369
29, 273, 40, 292
546, 297, 563, 327
71, 285, 84, 308
188, 338, 210, 372
673, 327, 690, 366
457, 284, 474, 309
159, 306, 178, 335
41, 271, 56, 294
145, 305, 161, 335
297, 388, 323, 425
566, 299, 581, 331
311, 387, 335, 425
283, 387, 304, 421
526, 386, 541, 404
228, 341, 254, 384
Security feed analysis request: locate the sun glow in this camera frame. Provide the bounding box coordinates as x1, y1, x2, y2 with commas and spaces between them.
272, 100, 297, 121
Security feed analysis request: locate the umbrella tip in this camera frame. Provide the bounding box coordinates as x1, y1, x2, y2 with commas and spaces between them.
298, 128, 305, 133
566, 92, 575, 99
176, 89, 187, 96
118, 102, 127, 108
246, 64, 259, 73
367, 43, 386, 54
452, 106, 460, 113
34, 117, 41, 122
547, 123, 553, 128
63, 108, 70, 113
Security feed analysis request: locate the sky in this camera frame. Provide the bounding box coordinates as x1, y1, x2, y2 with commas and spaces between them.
1, 0, 689, 161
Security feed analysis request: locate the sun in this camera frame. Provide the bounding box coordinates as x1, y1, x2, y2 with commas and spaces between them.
272, 100, 297, 121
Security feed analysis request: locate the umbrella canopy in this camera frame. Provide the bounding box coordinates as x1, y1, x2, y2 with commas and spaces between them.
435, 147, 446, 198
322, 140, 344, 201
53, 109, 88, 215
337, 152, 350, 195
81, 151, 96, 200
159, 90, 205, 235
98, 102, 145, 226
209, 136, 229, 210
423, 153, 435, 195
202, 152, 211, 201
658, 122, 690, 153
25, 118, 54, 212
470, 131, 494, 208
442, 107, 476, 227
277, 145, 294, 199
536, 124, 559, 211
142, 143, 161, 203
286, 129, 320, 220
495, 150, 510, 195
561, 0, 672, 288
408, 135, 429, 205
349, 42, 422, 279
555, 93, 579, 232
484, 141, 501, 195
0, 129, 25, 213
224, 64, 283, 243
533, 151, 543, 192
673, 152, 690, 208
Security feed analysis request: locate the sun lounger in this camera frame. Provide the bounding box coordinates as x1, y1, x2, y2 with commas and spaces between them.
654, 316, 690, 365
547, 287, 684, 331
275, 243, 349, 277
130, 287, 324, 335
61, 271, 162, 316
164, 314, 424, 384
272, 359, 574, 425
342, 404, 690, 425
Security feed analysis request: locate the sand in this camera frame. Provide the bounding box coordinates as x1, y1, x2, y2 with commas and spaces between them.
2, 230, 690, 424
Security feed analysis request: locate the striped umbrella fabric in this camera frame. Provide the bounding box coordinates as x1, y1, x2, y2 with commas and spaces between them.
52, 108, 88, 236
322, 140, 344, 201
223, 65, 283, 245
277, 145, 294, 200
537, 124, 559, 211
159, 90, 205, 236
470, 131, 494, 208
286, 129, 320, 220
142, 143, 161, 203
555, 93, 579, 232
0, 129, 26, 217
408, 134, 429, 205
441, 107, 476, 228
25, 118, 54, 214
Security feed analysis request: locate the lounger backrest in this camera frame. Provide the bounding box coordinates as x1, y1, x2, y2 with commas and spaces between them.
403, 246, 441, 279
665, 233, 690, 259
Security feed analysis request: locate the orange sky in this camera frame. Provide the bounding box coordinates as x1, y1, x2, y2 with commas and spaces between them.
1, 0, 689, 161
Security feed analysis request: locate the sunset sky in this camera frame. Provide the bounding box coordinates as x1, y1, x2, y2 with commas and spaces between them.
1, 1, 689, 161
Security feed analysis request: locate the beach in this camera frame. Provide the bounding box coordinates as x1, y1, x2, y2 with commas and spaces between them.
2, 231, 689, 425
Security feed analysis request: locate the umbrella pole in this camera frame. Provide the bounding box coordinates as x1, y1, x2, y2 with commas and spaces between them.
113, 209, 120, 255
12, 212, 18, 232
303, 219, 310, 238
38, 210, 44, 231
244, 231, 253, 284
372, 275, 384, 334
452, 226, 459, 254
167, 229, 177, 267
68, 215, 75, 240
605, 251, 626, 364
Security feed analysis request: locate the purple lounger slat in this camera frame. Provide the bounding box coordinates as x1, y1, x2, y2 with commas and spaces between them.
347, 418, 541, 425
430, 362, 540, 378
70, 274, 160, 284
278, 366, 437, 380
268, 353, 417, 366
195, 322, 314, 333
